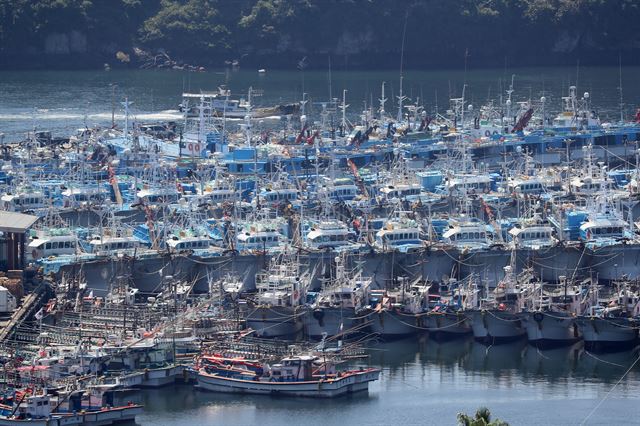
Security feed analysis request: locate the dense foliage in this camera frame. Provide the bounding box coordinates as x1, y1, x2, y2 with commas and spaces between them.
1, 0, 639, 69
457, 407, 510, 426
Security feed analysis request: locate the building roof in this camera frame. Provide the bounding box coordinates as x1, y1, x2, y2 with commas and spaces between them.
0, 211, 39, 233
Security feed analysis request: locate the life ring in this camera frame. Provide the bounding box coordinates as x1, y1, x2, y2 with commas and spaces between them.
484, 130, 491, 137
188, 143, 193, 152
492, 131, 499, 136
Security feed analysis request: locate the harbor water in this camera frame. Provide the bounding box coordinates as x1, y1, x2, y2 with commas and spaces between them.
2, 66, 640, 141
128, 337, 640, 426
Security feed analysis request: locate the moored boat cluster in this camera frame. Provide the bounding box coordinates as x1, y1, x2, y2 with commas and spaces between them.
1, 81, 640, 421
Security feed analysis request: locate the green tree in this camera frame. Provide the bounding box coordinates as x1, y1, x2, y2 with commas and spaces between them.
140, 0, 231, 59
457, 407, 510, 426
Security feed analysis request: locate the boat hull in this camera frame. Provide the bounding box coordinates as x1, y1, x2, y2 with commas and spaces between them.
588, 243, 640, 282
196, 369, 380, 398
467, 310, 526, 344
520, 311, 580, 349
425, 312, 472, 341
0, 406, 144, 426
246, 306, 304, 338
368, 309, 420, 338
575, 316, 639, 352
304, 307, 358, 338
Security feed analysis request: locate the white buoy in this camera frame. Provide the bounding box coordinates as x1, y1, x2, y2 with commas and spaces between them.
258, 69, 266, 74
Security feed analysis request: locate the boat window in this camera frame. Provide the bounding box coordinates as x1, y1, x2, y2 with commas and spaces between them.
462, 232, 468, 239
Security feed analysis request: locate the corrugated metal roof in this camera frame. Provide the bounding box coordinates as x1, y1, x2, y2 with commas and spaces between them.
0, 211, 39, 233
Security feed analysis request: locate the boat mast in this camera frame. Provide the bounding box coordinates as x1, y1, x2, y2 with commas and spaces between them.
339, 89, 348, 137
397, 11, 408, 123
379, 81, 387, 119
121, 98, 133, 142
618, 54, 624, 123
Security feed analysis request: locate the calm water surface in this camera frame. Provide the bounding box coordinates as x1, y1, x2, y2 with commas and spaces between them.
127, 337, 640, 426
1, 66, 640, 141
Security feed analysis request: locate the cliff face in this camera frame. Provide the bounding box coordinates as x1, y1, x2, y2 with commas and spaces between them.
1, 0, 639, 70
43, 31, 88, 55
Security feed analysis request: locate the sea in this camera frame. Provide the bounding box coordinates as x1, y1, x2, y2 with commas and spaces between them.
2, 66, 640, 425
1, 66, 640, 141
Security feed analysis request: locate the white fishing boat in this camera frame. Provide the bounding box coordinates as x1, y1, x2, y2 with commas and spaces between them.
368, 277, 429, 338
467, 264, 528, 344
304, 220, 358, 251
0, 387, 142, 426
518, 277, 583, 348
245, 251, 309, 338
305, 255, 371, 338
575, 281, 640, 351
374, 215, 424, 253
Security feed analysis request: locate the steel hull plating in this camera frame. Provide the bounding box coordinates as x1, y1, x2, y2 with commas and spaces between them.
368, 310, 419, 338
468, 310, 526, 344
246, 306, 305, 338
575, 316, 639, 351
425, 312, 472, 340
520, 311, 580, 348
305, 307, 358, 338
588, 243, 640, 282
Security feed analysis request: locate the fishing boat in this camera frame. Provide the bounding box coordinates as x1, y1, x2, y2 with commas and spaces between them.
245, 251, 309, 338
367, 277, 429, 338
373, 215, 425, 253
518, 277, 584, 348
575, 280, 640, 351
0, 386, 142, 425
195, 354, 380, 397
425, 277, 476, 340
466, 264, 528, 344
305, 255, 371, 339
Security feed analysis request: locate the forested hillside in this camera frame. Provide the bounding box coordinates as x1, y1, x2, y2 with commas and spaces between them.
1, 0, 638, 69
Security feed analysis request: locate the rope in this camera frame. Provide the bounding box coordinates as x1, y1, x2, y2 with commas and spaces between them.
582, 350, 626, 368
579, 351, 640, 425
485, 309, 523, 322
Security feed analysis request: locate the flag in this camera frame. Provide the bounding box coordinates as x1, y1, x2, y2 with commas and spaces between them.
34, 308, 44, 321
